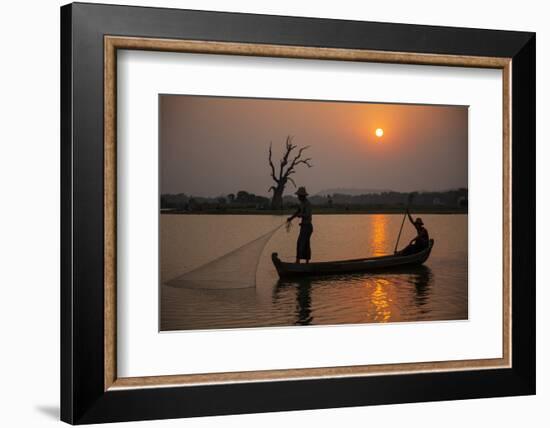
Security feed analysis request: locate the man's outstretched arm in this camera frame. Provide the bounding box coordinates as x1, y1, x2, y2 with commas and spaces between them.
287, 207, 301, 222
406, 209, 415, 226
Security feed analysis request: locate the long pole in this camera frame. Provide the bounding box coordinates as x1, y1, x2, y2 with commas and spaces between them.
394, 213, 407, 254
394, 193, 415, 254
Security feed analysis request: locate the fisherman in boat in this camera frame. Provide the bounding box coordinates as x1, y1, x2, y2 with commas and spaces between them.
399, 209, 430, 256
287, 186, 313, 264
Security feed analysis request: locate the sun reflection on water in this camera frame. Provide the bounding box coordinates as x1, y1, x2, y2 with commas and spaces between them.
370, 278, 392, 322
370, 214, 389, 256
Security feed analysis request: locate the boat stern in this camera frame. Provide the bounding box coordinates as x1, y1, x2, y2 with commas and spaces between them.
271, 252, 283, 277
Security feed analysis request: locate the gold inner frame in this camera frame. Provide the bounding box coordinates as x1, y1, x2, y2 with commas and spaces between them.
104, 35, 512, 391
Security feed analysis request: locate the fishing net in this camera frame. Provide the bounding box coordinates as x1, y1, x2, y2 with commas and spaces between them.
166, 222, 285, 289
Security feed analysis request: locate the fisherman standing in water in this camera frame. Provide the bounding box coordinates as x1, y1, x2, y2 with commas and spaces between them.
287, 187, 313, 264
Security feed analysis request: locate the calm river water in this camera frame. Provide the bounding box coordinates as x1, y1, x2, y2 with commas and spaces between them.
160, 214, 467, 331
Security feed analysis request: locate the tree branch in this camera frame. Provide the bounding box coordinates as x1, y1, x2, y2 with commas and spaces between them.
292, 158, 313, 169
268, 142, 279, 183
279, 136, 296, 179
267, 137, 312, 199
283, 145, 312, 178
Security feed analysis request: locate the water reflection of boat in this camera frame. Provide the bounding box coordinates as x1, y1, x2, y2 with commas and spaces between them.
274, 265, 434, 325
271, 239, 434, 279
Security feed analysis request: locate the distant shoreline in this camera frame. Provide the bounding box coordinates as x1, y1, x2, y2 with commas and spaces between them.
161, 207, 468, 215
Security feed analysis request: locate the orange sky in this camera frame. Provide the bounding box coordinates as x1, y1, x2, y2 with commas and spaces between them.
160, 95, 468, 196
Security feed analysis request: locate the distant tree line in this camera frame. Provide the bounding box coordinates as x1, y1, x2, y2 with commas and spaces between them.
161, 190, 271, 212
161, 188, 468, 212
303, 188, 468, 208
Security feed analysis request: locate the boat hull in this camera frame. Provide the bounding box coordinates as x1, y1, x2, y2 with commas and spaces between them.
271, 239, 434, 278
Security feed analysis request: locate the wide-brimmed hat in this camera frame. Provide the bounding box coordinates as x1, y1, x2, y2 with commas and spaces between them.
415, 218, 424, 226
295, 186, 308, 197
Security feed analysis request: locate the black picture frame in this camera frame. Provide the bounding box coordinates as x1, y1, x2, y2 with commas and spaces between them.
61, 2, 535, 424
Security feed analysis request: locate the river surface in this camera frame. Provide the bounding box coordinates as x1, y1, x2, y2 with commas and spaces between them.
160, 214, 467, 331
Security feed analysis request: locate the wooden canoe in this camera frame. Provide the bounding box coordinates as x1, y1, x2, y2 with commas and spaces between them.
271, 239, 434, 278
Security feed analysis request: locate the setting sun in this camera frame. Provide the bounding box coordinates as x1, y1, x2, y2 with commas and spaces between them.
375, 128, 384, 138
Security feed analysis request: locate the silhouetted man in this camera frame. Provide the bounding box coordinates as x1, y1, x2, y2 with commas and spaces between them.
399, 208, 430, 256
287, 187, 313, 263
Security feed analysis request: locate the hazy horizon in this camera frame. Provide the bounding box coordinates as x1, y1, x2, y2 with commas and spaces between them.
160, 187, 467, 198
160, 95, 468, 197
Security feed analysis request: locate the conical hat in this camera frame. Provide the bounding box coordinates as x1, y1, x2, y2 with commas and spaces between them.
295, 186, 308, 196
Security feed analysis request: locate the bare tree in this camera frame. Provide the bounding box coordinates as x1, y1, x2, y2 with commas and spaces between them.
268, 136, 312, 210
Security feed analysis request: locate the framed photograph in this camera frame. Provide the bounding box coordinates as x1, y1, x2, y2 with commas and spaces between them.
61, 2, 535, 424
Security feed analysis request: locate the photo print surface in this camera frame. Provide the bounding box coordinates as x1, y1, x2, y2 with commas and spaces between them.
159, 95, 468, 331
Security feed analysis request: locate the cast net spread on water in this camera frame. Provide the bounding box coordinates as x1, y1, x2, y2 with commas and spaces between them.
165, 222, 286, 290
